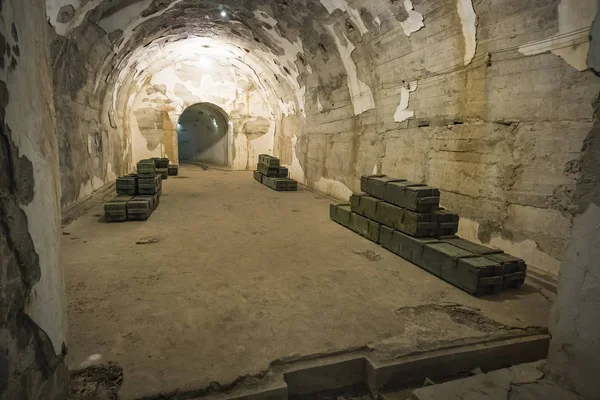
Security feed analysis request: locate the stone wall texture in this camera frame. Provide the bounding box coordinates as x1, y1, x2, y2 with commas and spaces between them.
1, 0, 68, 398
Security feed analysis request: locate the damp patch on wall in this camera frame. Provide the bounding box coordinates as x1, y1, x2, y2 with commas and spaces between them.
327, 24, 375, 116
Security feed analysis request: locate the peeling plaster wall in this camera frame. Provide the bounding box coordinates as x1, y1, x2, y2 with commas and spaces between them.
1, 0, 68, 398
46, 0, 599, 280
298, 0, 600, 278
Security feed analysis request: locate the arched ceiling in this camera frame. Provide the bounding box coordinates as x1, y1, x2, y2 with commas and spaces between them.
46, 0, 354, 120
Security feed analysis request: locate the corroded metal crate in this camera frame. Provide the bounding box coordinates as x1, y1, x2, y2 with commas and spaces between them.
104, 195, 133, 222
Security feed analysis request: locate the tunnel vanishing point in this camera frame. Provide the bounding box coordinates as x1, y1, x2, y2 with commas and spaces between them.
1, 0, 600, 399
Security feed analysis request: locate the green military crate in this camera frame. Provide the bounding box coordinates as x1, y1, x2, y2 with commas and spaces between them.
157, 158, 169, 168
349, 212, 380, 243
388, 229, 441, 267
384, 181, 440, 212
104, 195, 133, 222
168, 164, 179, 176
360, 174, 385, 193
257, 163, 279, 177
285, 179, 298, 191
127, 196, 155, 221
485, 253, 527, 289
277, 167, 289, 178
361, 175, 407, 199
137, 159, 157, 177
330, 204, 352, 226
444, 237, 503, 256
352, 194, 437, 237
258, 154, 280, 168
421, 242, 475, 278
454, 257, 504, 295
150, 157, 160, 167
116, 175, 138, 195
433, 209, 460, 236
350, 194, 381, 221
262, 176, 297, 191
138, 176, 161, 195
157, 168, 168, 180
253, 170, 263, 183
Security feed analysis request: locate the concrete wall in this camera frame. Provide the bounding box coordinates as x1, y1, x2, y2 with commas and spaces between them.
283, 0, 599, 277
0, 0, 68, 398
178, 103, 229, 166
546, 13, 600, 398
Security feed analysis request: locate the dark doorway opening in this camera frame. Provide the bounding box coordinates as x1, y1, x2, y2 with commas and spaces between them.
177, 103, 229, 166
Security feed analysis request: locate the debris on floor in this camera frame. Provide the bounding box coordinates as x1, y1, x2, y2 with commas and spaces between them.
330, 175, 527, 296
354, 249, 384, 262
68, 362, 123, 400
136, 236, 160, 245
254, 154, 298, 191
104, 158, 167, 222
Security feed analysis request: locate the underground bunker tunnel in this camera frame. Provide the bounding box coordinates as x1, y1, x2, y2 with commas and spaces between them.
1, 0, 600, 399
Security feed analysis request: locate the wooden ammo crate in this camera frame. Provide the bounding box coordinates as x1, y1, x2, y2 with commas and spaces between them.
422, 242, 504, 295
157, 158, 169, 168
116, 175, 138, 195
262, 176, 297, 191
361, 175, 407, 199
168, 164, 179, 176
380, 227, 441, 267
157, 168, 168, 180
138, 176, 161, 195
258, 154, 280, 168
351, 194, 437, 237
104, 195, 133, 222
127, 196, 155, 221
253, 170, 264, 183
257, 163, 279, 177
137, 159, 157, 177
384, 181, 440, 212
277, 167, 289, 178
330, 204, 380, 243
485, 253, 527, 289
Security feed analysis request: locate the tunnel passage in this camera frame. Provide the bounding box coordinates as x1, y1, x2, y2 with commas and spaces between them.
177, 103, 230, 166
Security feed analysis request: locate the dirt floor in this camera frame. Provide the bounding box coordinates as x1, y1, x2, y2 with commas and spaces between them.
61, 165, 551, 399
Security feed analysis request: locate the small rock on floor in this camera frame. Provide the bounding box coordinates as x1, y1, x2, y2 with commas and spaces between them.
136, 236, 160, 245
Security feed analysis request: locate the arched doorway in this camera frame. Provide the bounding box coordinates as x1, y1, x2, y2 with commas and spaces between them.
177, 103, 230, 167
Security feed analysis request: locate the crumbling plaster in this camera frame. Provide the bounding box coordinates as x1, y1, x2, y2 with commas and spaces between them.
1, 0, 68, 398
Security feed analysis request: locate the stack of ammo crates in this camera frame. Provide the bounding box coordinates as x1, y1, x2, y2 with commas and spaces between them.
152, 157, 170, 180
104, 158, 164, 222
330, 175, 527, 296
253, 154, 298, 191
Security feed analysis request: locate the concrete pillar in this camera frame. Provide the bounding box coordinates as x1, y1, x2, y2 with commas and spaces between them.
0, 0, 68, 398
547, 14, 600, 397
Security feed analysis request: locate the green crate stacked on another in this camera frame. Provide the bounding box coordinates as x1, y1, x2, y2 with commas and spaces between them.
116, 175, 138, 195
137, 159, 157, 177
138, 175, 161, 195
253, 154, 298, 192
330, 174, 528, 296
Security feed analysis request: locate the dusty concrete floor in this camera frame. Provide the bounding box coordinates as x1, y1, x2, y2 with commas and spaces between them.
61, 165, 551, 399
